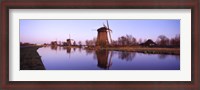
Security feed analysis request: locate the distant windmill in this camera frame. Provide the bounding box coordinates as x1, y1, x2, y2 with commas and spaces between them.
96, 20, 113, 46
66, 34, 74, 46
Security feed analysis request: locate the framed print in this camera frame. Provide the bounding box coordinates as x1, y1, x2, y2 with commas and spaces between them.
0, 0, 199, 89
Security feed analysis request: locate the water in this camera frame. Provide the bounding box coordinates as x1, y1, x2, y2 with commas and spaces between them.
37, 46, 180, 70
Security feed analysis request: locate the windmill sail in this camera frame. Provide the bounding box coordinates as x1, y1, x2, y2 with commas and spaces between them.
106, 20, 112, 44
103, 23, 107, 28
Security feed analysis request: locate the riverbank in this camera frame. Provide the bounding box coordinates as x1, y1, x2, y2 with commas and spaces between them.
20, 46, 45, 70
62, 46, 81, 48
85, 46, 180, 55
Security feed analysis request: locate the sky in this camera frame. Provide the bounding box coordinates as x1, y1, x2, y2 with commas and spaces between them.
20, 20, 180, 44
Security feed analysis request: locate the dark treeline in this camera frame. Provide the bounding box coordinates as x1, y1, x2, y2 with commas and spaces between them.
20, 42, 36, 46
22, 34, 179, 48
113, 35, 137, 46
155, 34, 180, 47
85, 38, 97, 46
85, 34, 180, 48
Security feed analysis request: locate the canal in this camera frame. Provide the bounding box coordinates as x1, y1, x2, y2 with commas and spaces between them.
37, 46, 180, 70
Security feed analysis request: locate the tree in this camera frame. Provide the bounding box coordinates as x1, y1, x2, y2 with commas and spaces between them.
157, 35, 170, 46
112, 40, 118, 46
85, 37, 96, 46
92, 38, 97, 44
170, 34, 180, 47
78, 41, 82, 46
59, 41, 62, 45
85, 40, 91, 46
125, 35, 137, 45
138, 38, 142, 44
117, 35, 137, 46
118, 36, 127, 46
131, 37, 137, 45
73, 41, 77, 46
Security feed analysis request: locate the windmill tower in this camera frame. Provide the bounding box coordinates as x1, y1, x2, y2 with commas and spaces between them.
66, 39, 71, 46
66, 34, 73, 46
96, 20, 112, 47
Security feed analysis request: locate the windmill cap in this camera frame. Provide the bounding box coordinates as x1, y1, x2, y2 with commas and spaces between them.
97, 27, 108, 32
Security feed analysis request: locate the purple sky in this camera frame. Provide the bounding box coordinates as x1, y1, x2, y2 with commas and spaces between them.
20, 20, 180, 44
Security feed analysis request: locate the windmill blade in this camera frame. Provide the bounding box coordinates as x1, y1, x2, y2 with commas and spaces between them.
70, 39, 74, 41
103, 23, 107, 28
106, 20, 110, 29
108, 30, 112, 44
107, 29, 112, 33
106, 20, 112, 44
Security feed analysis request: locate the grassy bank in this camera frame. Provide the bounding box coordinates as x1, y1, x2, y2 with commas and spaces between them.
85, 46, 180, 55
62, 46, 81, 48
20, 46, 45, 70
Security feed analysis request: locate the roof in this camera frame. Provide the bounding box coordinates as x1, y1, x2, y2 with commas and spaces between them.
145, 39, 156, 45
97, 27, 108, 32
140, 39, 157, 46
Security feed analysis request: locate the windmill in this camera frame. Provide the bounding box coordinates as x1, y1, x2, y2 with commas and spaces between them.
96, 20, 113, 46
66, 34, 74, 46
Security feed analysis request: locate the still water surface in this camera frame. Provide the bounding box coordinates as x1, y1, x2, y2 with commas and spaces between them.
37, 46, 180, 70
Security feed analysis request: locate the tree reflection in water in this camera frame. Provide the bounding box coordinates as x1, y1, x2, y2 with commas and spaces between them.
118, 51, 136, 61
85, 49, 97, 60
58, 46, 62, 51
85, 49, 94, 55
50, 45, 57, 51
78, 48, 82, 53
158, 54, 167, 59
73, 48, 76, 52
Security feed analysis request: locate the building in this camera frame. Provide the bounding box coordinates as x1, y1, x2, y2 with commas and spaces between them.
96, 27, 109, 47
140, 39, 157, 47
66, 39, 72, 46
